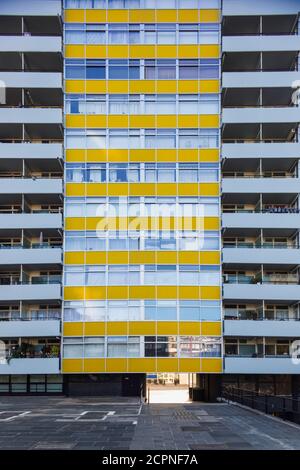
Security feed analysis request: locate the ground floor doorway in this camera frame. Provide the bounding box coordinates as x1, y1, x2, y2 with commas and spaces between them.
146, 373, 194, 403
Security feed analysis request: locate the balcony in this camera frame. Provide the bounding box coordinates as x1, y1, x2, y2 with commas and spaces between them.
223, 35, 300, 53
222, 177, 300, 194
223, 107, 300, 124
0, 178, 62, 195
0, 247, 62, 265
223, 212, 300, 229
223, 71, 300, 88
224, 357, 299, 374
0, 213, 62, 229
0, 358, 59, 374
0, 283, 61, 301
224, 320, 300, 337
0, 309, 61, 321
0, 36, 61, 53
0, 142, 63, 159
0, 319, 60, 337
223, 283, 300, 302
223, 247, 300, 265
0, 108, 62, 124
222, 142, 300, 159
0, 71, 62, 89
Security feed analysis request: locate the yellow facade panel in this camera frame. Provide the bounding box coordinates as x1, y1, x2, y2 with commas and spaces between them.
178, 251, 199, 264
64, 287, 85, 301
130, 115, 155, 128
128, 322, 156, 335
62, 359, 83, 373
107, 286, 129, 299
65, 115, 85, 128
200, 79, 220, 93
107, 322, 128, 335
106, 358, 128, 372
177, 9, 199, 23
156, 45, 177, 58
177, 149, 198, 162
85, 286, 107, 299
107, 10, 129, 22
107, 115, 128, 128
107, 251, 129, 264
85, 45, 106, 58
85, 9, 107, 23
177, 114, 198, 128
107, 45, 129, 59
86, 183, 107, 197
63, 322, 84, 337
107, 183, 128, 196
87, 115, 107, 128
107, 80, 129, 93
199, 148, 219, 162
200, 114, 220, 128
200, 251, 220, 265
178, 45, 200, 59
155, 182, 177, 196
64, 252, 85, 265
129, 285, 156, 299
65, 45, 85, 58
66, 149, 86, 162
177, 183, 198, 196
179, 359, 201, 373
65, 217, 85, 231
157, 358, 178, 373
129, 251, 156, 264
84, 322, 106, 336
129, 9, 156, 23
199, 9, 220, 23
129, 45, 156, 58
178, 80, 199, 93
156, 9, 178, 22
156, 285, 178, 299
107, 149, 129, 161
201, 322, 222, 336
128, 358, 156, 373
86, 80, 107, 93
201, 358, 223, 373
129, 80, 156, 93
179, 322, 201, 336
129, 183, 156, 196
200, 45, 220, 58
156, 322, 178, 335
178, 286, 200, 299
83, 359, 105, 373
199, 183, 220, 196
156, 80, 177, 93
157, 149, 177, 161
65, 183, 85, 197
201, 286, 221, 300
85, 251, 106, 264
156, 115, 177, 128
64, 9, 85, 23
65, 80, 85, 93
156, 251, 177, 264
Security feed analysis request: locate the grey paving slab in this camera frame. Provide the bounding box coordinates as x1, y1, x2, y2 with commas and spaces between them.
0, 397, 299, 449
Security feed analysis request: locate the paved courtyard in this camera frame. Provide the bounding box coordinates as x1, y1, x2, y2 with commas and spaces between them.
0, 396, 299, 450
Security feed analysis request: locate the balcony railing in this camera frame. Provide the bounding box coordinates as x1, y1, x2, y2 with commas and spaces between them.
224, 308, 299, 321
223, 242, 299, 249
0, 275, 62, 286
6, 348, 60, 359
0, 243, 62, 249
223, 207, 300, 214
223, 275, 299, 285
222, 173, 297, 179
0, 310, 61, 321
